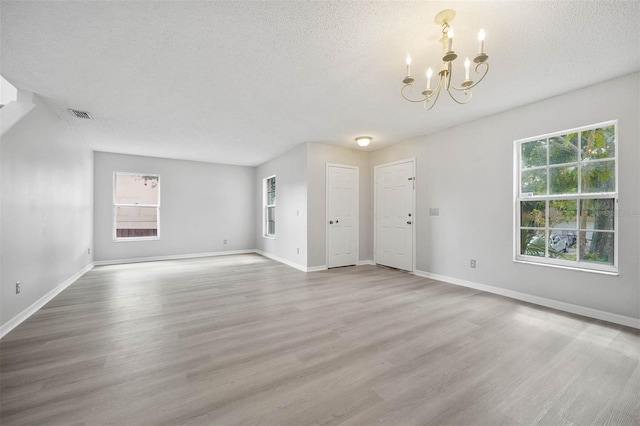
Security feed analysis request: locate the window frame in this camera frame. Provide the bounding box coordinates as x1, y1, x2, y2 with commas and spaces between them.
113, 171, 161, 242
513, 120, 618, 274
263, 175, 276, 238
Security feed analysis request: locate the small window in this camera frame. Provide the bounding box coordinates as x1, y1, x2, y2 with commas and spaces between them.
515, 121, 617, 273
264, 176, 276, 237
113, 172, 160, 241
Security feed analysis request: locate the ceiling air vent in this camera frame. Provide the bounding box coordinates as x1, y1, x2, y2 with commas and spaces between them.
68, 109, 93, 120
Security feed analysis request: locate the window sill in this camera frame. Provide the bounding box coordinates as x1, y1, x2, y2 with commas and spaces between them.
263, 235, 276, 240
513, 258, 618, 276
113, 237, 160, 243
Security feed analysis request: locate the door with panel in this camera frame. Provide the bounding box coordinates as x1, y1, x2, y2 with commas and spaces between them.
375, 159, 415, 271
326, 164, 359, 268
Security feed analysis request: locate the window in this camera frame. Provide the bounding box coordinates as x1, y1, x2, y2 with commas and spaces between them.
113, 172, 160, 240
515, 121, 617, 273
264, 176, 276, 237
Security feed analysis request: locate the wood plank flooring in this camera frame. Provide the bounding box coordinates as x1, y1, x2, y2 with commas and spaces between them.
1, 254, 638, 425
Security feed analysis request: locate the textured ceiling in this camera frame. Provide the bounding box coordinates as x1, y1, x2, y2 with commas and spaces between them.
1, 1, 639, 166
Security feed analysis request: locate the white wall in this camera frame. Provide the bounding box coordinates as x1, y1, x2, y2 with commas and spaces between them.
255, 144, 308, 269
307, 143, 372, 267
94, 152, 255, 262
1, 96, 93, 327
371, 73, 640, 320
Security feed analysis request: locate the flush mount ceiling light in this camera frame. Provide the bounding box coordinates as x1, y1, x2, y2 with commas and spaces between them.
355, 136, 372, 147
402, 9, 489, 111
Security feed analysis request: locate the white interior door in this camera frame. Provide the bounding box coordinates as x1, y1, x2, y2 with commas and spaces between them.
375, 159, 415, 271
327, 164, 358, 268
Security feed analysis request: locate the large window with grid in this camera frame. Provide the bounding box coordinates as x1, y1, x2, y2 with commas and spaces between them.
264, 175, 276, 238
113, 172, 160, 241
515, 121, 617, 273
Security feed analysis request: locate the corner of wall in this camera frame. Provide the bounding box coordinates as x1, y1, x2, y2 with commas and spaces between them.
1, 93, 94, 332
0, 89, 35, 136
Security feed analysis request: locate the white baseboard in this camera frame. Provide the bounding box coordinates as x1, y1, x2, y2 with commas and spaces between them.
253, 250, 312, 272
307, 265, 328, 272
0, 262, 95, 339
93, 249, 256, 266
305, 260, 373, 271
414, 270, 640, 329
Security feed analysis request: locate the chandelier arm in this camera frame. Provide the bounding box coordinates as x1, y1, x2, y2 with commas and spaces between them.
443, 62, 452, 90
449, 62, 490, 92
401, 84, 429, 103
446, 85, 473, 105
423, 86, 443, 111
468, 61, 490, 88
422, 73, 445, 110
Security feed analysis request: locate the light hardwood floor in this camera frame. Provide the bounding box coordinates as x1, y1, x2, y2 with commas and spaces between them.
1, 254, 638, 425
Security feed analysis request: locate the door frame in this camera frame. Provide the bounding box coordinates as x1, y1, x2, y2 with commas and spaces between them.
326, 163, 359, 268
374, 158, 416, 273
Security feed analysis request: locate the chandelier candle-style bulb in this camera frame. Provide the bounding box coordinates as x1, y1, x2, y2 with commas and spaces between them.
478, 29, 485, 54
426, 68, 433, 89
403, 55, 415, 84
464, 57, 470, 80
447, 28, 454, 51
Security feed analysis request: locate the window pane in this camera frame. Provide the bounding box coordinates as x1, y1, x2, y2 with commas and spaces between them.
520, 201, 546, 227
115, 173, 159, 205
521, 140, 547, 168
581, 125, 615, 160
554, 232, 577, 260
549, 200, 577, 229
549, 133, 578, 165
521, 169, 547, 195
116, 206, 158, 238
580, 199, 614, 231
267, 177, 276, 205
520, 229, 545, 257
267, 206, 275, 235
548, 231, 574, 260
581, 161, 615, 193
549, 165, 578, 195
579, 231, 614, 265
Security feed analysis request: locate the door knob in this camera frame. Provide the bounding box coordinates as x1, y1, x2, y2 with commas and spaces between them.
329, 220, 334, 224
407, 220, 412, 224
336, 220, 339, 223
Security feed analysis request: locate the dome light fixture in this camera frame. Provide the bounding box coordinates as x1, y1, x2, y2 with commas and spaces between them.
355, 136, 372, 147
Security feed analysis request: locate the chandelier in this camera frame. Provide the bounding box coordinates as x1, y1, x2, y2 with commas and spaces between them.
401, 9, 489, 110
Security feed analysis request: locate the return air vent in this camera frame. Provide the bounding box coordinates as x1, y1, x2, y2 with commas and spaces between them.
68, 109, 93, 119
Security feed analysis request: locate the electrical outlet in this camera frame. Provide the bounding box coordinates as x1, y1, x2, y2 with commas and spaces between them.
16, 281, 21, 294
296, 209, 299, 216
223, 239, 228, 244
297, 248, 300, 254
470, 259, 476, 268
87, 248, 91, 255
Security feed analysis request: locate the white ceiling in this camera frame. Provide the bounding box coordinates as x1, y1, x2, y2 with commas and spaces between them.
1, 1, 638, 166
